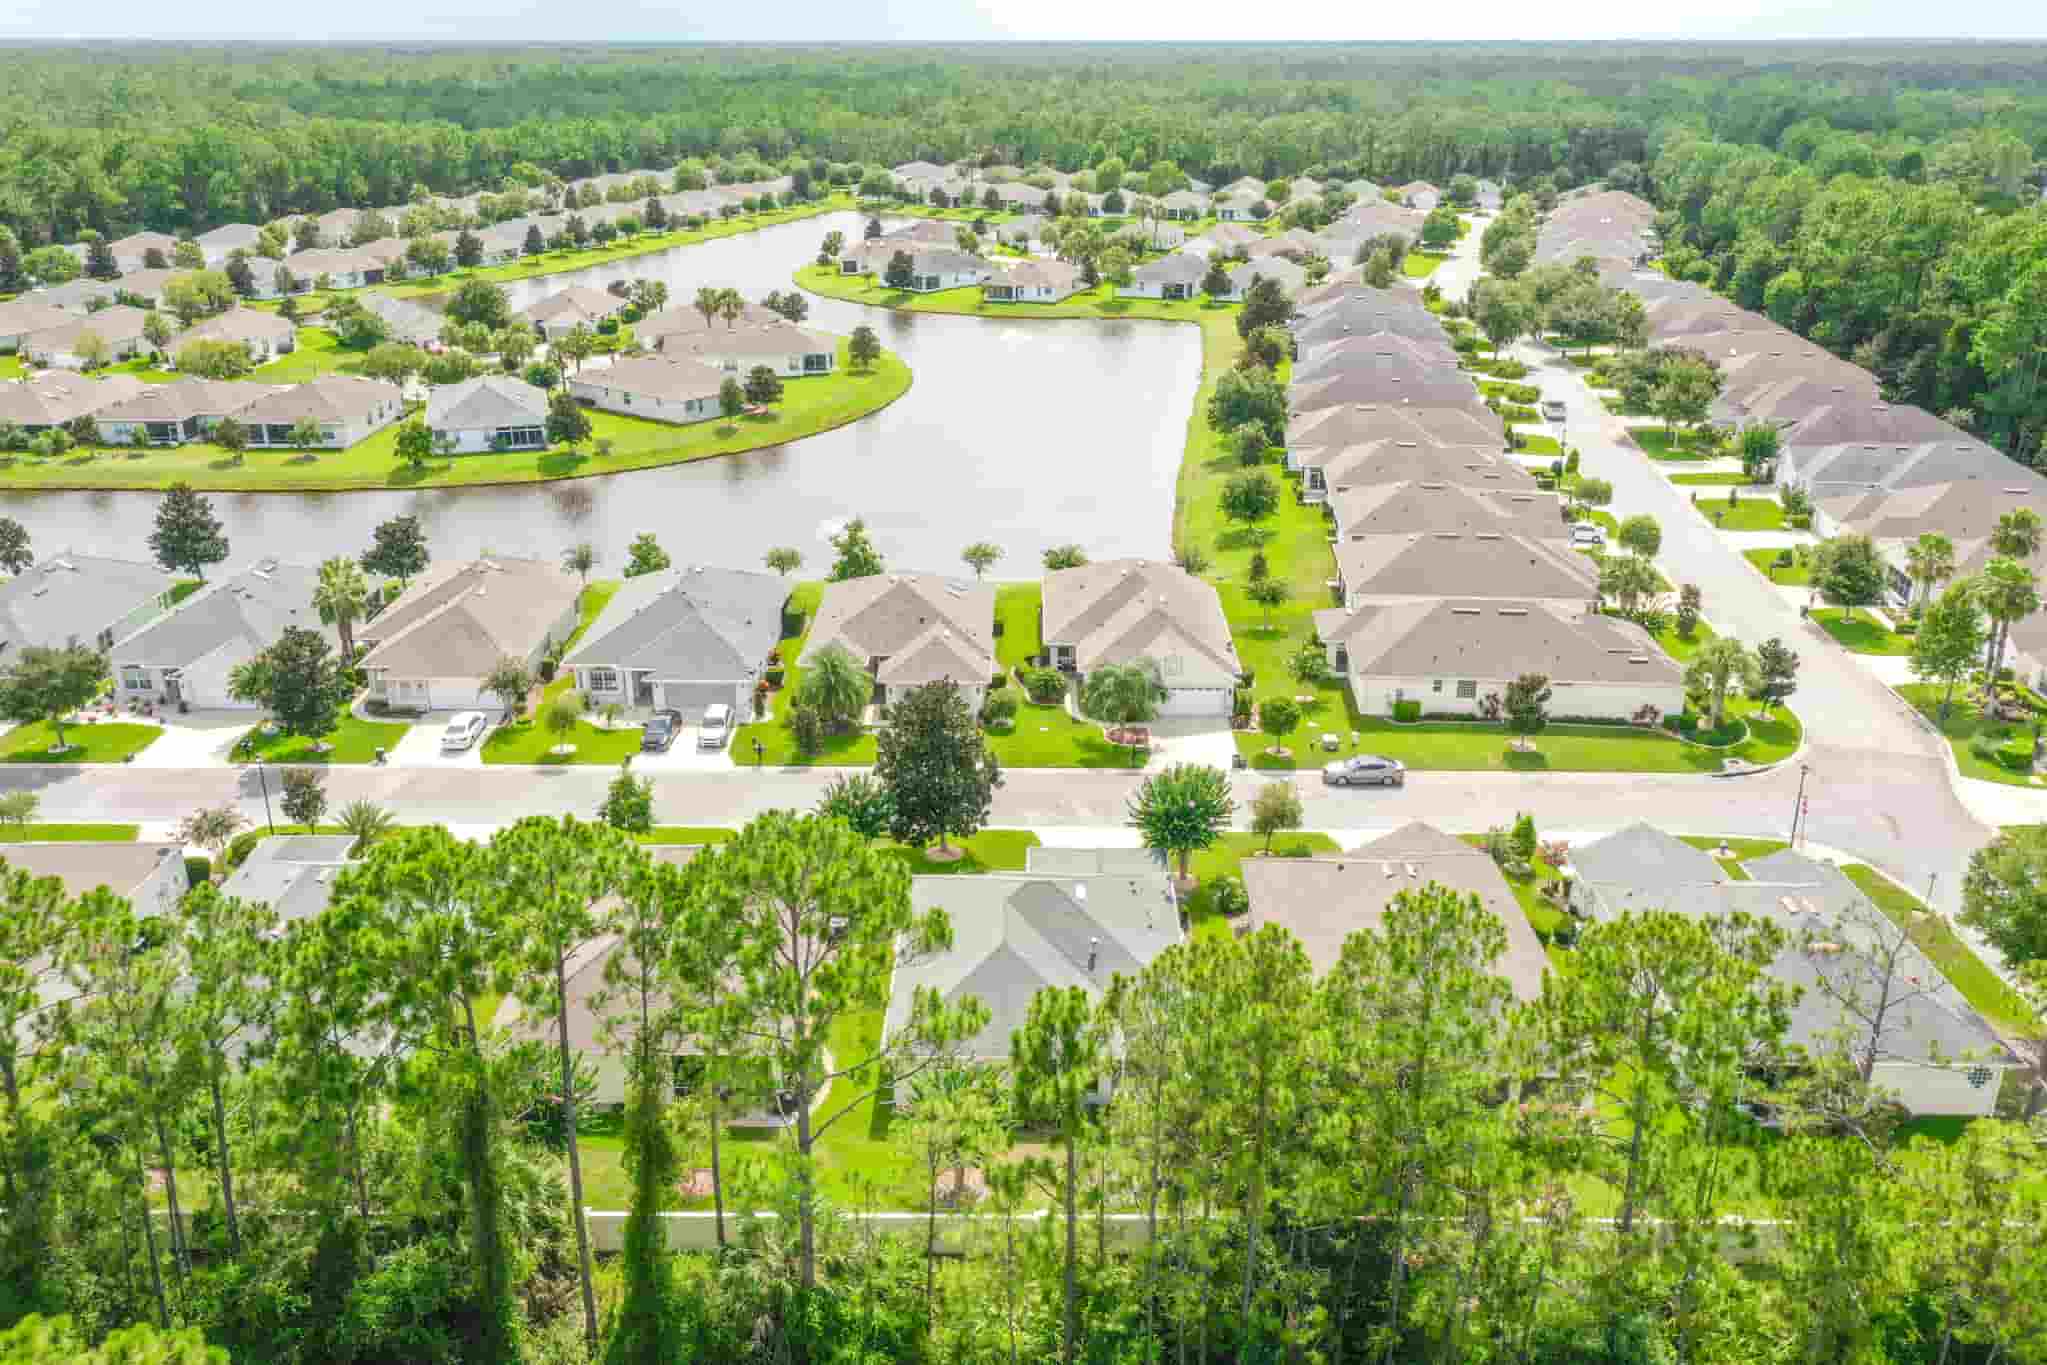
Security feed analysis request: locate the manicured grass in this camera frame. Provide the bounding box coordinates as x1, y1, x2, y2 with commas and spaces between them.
1841, 864, 2038, 1037
987, 700, 1144, 768
0, 720, 160, 763
732, 582, 878, 767
875, 828, 1039, 876
99, 357, 181, 384
480, 712, 644, 766
1237, 693, 1799, 774
1184, 830, 1342, 939
1629, 427, 1719, 461
1744, 547, 1812, 586
1402, 251, 1448, 279
0, 339, 908, 492
0, 824, 140, 841
1512, 432, 1562, 456
1456, 835, 1573, 944
1697, 497, 1786, 532
247, 327, 365, 382
1895, 683, 2042, 786
1812, 607, 1912, 656
0, 355, 23, 380
994, 582, 1043, 671
800, 263, 1232, 327
639, 827, 737, 846
1650, 615, 1717, 663
1670, 471, 1760, 487
238, 709, 412, 765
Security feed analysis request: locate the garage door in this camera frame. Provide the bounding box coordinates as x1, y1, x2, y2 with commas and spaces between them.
657, 681, 735, 720
1155, 687, 1230, 718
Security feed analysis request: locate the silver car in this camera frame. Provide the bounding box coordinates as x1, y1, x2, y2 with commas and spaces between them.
1322, 754, 1405, 787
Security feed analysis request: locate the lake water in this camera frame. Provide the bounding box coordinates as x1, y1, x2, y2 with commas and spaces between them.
6, 213, 1202, 577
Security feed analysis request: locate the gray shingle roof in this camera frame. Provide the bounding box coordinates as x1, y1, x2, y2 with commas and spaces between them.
181, 308, 296, 347
803, 573, 996, 688
0, 842, 182, 898
426, 375, 550, 430
1313, 599, 1681, 688
1318, 440, 1538, 492
577, 355, 727, 404
0, 372, 148, 427
1288, 402, 1505, 457
113, 558, 327, 668
1329, 482, 1565, 541
218, 834, 359, 927
358, 557, 581, 681
1570, 823, 1724, 899
0, 553, 173, 654
1331, 534, 1598, 603
890, 871, 1183, 1059
563, 565, 788, 681
1041, 559, 1237, 687
1130, 253, 1210, 286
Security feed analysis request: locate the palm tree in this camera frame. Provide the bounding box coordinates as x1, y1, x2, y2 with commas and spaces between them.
1993, 507, 2044, 562
1904, 532, 1956, 612
798, 643, 871, 731
717, 287, 745, 329
1079, 661, 1166, 766
562, 542, 597, 602
313, 556, 371, 662
335, 798, 395, 853
178, 804, 248, 867
1976, 557, 2041, 696
692, 286, 720, 332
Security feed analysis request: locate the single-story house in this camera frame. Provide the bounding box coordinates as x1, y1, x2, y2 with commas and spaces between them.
1290, 367, 1492, 418
1392, 181, 1442, 211
1294, 332, 1459, 382
1158, 189, 1209, 220
0, 552, 176, 655
638, 299, 780, 349
564, 564, 789, 719
1777, 403, 1965, 456
993, 182, 1050, 211
802, 572, 997, 710
107, 231, 180, 275
0, 299, 77, 351
112, 558, 329, 709
1778, 438, 2024, 499
1119, 252, 1210, 301
0, 370, 148, 434
1309, 439, 1539, 502
995, 214, 1048, 247
1813, 479, 2047, 548
217, 833, 360, 929
1041, 559, 1238, 716
232, 376, 405, 449
1328, 480, 1566, 544
891, 161, 953, 182
1571, 832, 2015, 1116
660, 321, 838, 377
881, 220, 970, 247
567, 355, 728, 424
983, 258, 1084, 303
21, 306, 162, 369
93, 378, 287, 447
177, 307, 298, 363
895, 248, 996, 293
1193, 223, 1262, 255
27, 278, 124, 314
360, 293, 446, 347
886, 869, 1183, 1074
358, 556, 582, 711
519, 286, 631, 341
1220, 257, 1308, 301
1332, 532, 1599, 608
0, 842, 189, 918
1212, 192, 1267, 222
1239, 821, 1549, 999
272, 246, 386, 293
1312, 598, 1684, 721
194, 223, 264, 268
425, 375, 551, 453
1246, 228, 1324, 260
111, 269, 183, 309
1287, 402, 1507, 469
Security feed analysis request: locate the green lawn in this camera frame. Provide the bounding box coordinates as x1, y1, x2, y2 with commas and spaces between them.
0, 339, 908, 492
1237, 693, 1799, 774
248, 327, 364, 382
1402, 251, 1449, 279
1895, 683, 2042, 786
1670, 471, 1761, 487
0, 720, 160, 763
987, 700, 1147, 768
1650, 615, 1717, 663
1457, 834, 1573, 943
639, 827, 737, 846
732, 582, 878, 767
481, 582, 647, 766
0, 355, 23, 380
1629, 428, 1720, 461
1841, 865, 2038, 1036
994, 582, 1042, 671
1744, 547, 1812, 587
800, 263, 1233, 327
238, 709, 412, 764
0, 824, 140, 841
1512, 432, 1562, 456
1696, 497, 1787, 532
1812, 608, 1912, 656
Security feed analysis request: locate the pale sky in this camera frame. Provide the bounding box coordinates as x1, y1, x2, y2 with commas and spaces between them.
1, 0, 2041, 41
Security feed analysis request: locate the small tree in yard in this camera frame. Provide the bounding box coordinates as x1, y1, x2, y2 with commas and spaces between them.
546, 389, 593, 449
279, 767, 328, 828
1080, 661, 1165, 763
482, 656, 534, 716
848, 324, 881, 370
1739, 423, 1780, 480
1202, 256, 1232, 298
875, 680, 1003, 858
1617, 514, 1661, 559
545, 692, 585, 752
1571, 475, 1612, 517
0, 518, 31, 576
1504, 672, 1552, 751
363, 514, 430, 587
884, 250, 915, 290
149, 482, 229, 581
764, 546, 803, 577
1246, 576, 1291, 631
799, 644, 871, 732
1752, 636, 1801, 714
178, 804, 248, 861
1042, 544, 1088, 571
0, 645, 106, 751
395, 419, 434, 470
288, 418, 325, 453
624, 532, 670, 578
600, 765, 655, 832
829, 518, 886, 580
961, 541, 1002, 578
1251, 781, 1303, 854
1676, 583, 1702, 639
1127, 763, 1235, 885
1911, 583, 1986, 723
743, 365, 784, 409
1011, 985, 1108, 1365
1286, 637, 1327, 689
254, 627, 349, 740
1258, 697, 1302, 755
718, 378, 746, 423
1220, 469, 1279, 544
1813, 534, 1887, 623
816, 772, 895, 838
1686, 637, 1758, 731
562, 541, 597, 596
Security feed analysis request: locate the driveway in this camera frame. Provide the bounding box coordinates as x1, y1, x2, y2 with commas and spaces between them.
129, 710, 254, 768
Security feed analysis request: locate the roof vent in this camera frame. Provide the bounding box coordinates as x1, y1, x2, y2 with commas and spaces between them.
1405, 862, 1418, 878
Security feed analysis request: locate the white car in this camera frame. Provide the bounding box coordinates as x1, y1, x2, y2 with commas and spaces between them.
439, 711, 488, 752
697, 703, 732, 750
1540, 399, 1567, 422
1570, 523, 1606, 548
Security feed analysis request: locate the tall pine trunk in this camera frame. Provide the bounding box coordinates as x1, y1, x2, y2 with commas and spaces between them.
1062, 1134, 1078, 1365
208, 1070, 240, 1258
556, 955, 599, 1351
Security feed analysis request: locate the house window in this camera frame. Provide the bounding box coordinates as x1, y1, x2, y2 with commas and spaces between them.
1431, 679, 1444, 693
120, 666, 149, 690
803, 353, 830, 373
1456, 680, 1478, 699
586, 668, 620, 693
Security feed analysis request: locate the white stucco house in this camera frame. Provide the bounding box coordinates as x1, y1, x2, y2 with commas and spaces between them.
425, 375, 551, 453
1041, 559, 1239, 717
358, 557, 582, 712
802, 573, 997, 711
568, 355, 728, 424
111, 559, 330, 710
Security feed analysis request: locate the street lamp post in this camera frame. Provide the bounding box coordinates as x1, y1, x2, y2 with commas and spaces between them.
1788, 762, 1809, 846
253, 762, 275, 835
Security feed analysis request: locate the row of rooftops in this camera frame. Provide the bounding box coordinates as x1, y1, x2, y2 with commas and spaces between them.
0, 370, 398, 432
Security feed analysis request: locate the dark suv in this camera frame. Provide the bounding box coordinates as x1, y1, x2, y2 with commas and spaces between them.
640, 709, 683, 752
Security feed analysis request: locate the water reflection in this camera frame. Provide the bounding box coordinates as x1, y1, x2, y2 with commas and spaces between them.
10, 212, 1201, 574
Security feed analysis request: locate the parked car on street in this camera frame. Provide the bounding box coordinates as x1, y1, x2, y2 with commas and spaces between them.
698, 703, 733, 750
1322, 754, 1405, 787
439, 711, 488, 752
1540, 399, 1567, 421
1570, 522, 1606, 548
640, 708, 684, 752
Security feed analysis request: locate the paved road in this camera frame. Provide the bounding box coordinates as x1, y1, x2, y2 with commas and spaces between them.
1428, 215, 1486, 303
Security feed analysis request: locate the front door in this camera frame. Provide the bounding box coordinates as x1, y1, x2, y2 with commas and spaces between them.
632, 672, 655, 706
162, 670, 182, 704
